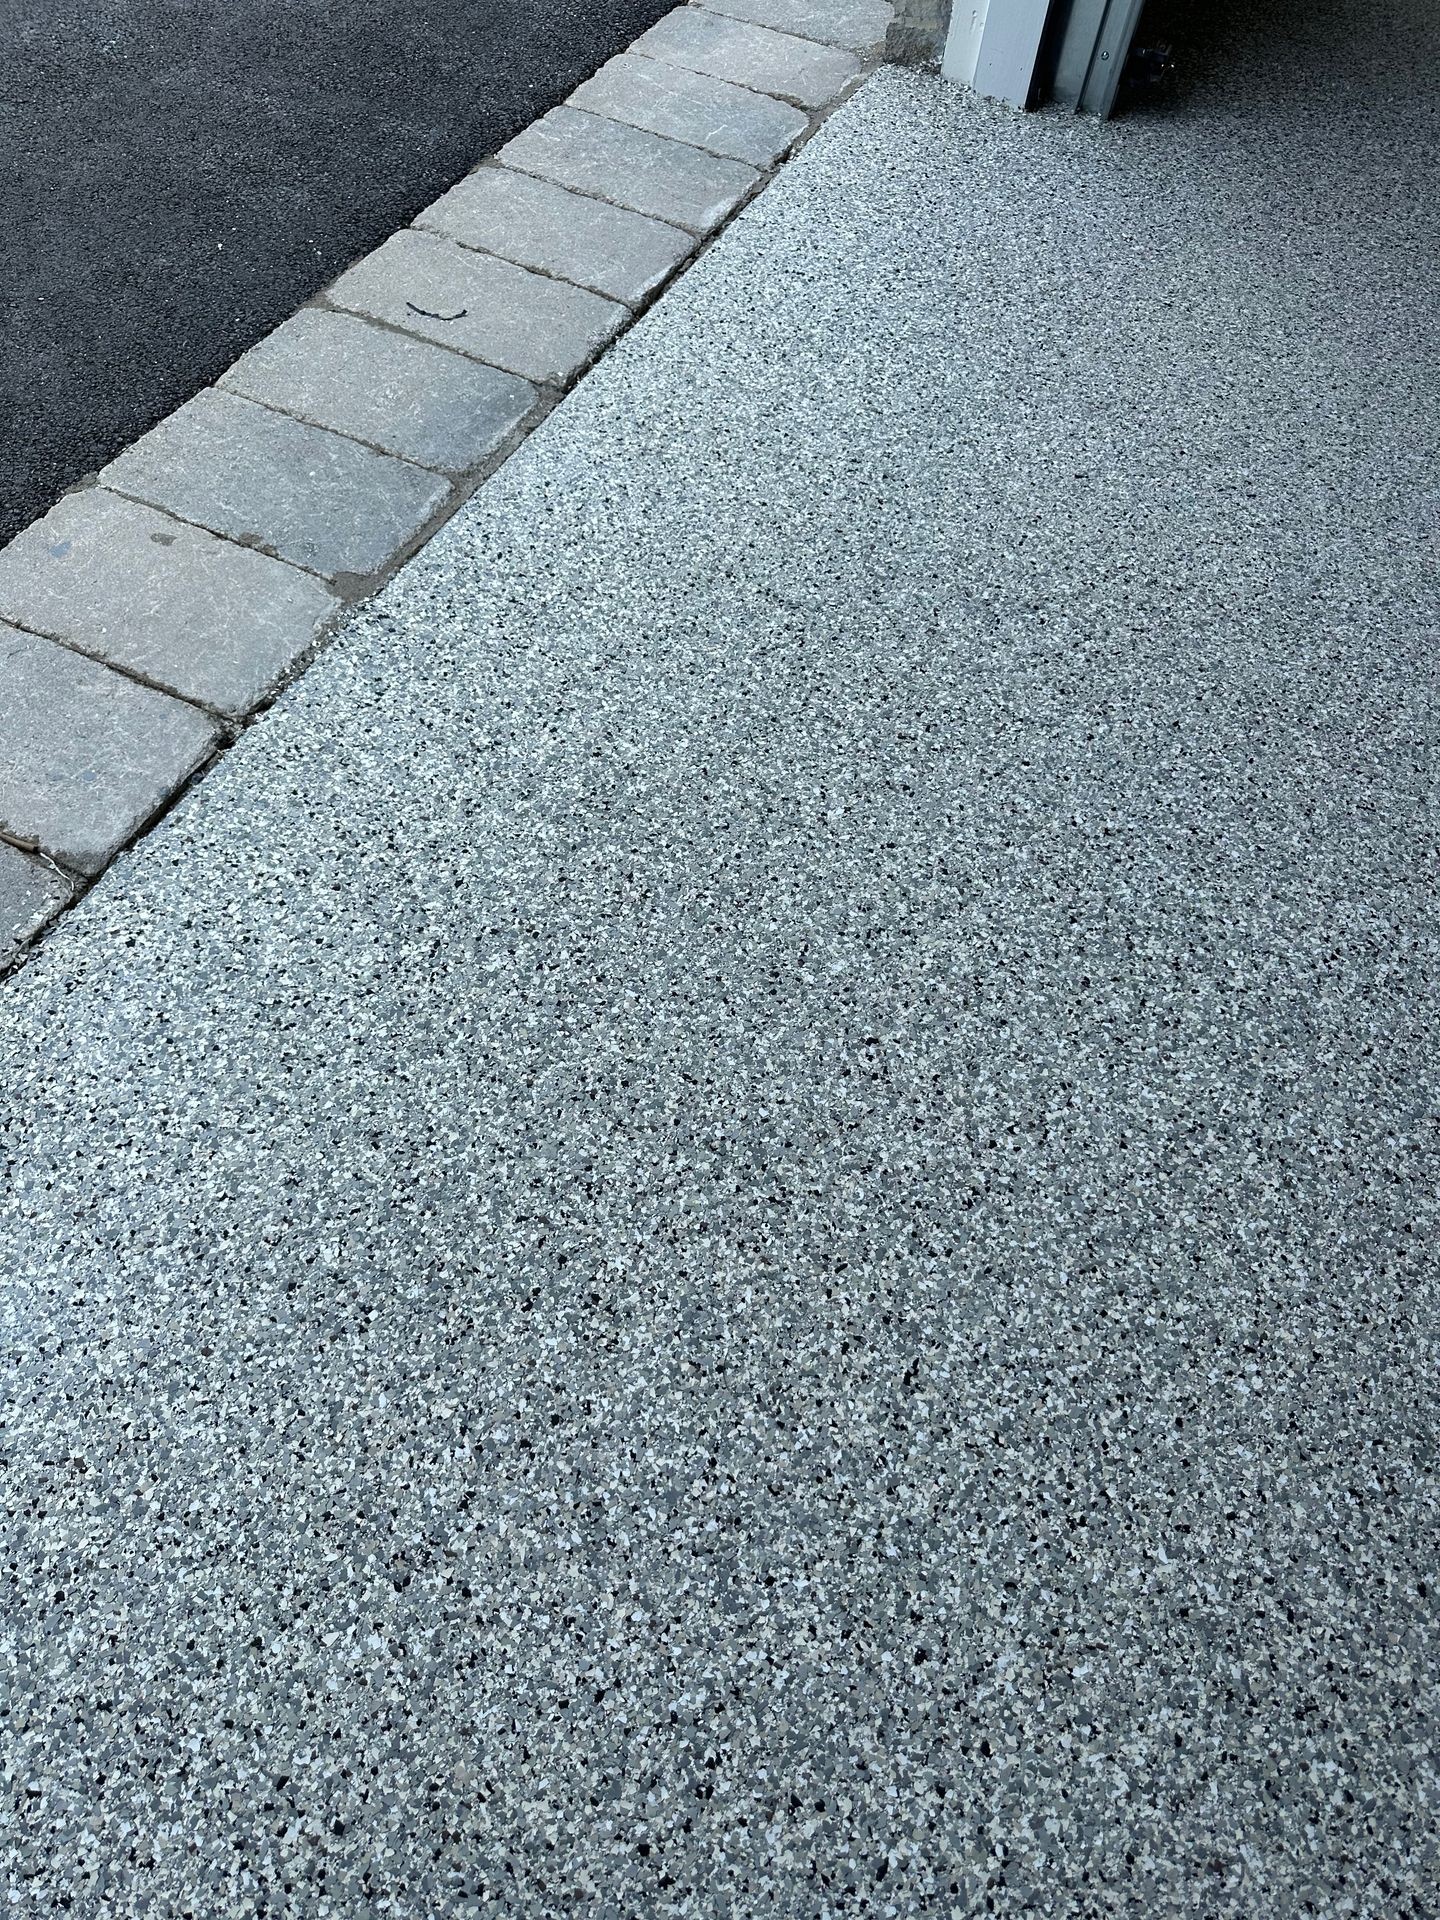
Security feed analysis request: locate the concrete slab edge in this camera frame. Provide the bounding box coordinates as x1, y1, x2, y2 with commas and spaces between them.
0, 0, 892, 980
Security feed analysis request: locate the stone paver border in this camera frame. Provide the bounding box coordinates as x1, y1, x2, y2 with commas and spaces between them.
0, 0, 891, 975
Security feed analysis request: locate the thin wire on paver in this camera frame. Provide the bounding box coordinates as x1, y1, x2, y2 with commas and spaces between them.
0, 0, 892, 977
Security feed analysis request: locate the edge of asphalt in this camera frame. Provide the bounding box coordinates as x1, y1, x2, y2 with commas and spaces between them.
0, 0, 896, 981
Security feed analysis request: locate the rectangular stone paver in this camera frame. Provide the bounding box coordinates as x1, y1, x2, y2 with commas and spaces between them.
221, 307, 538, 473
0, 841, 69, 970
100, 390, 450, 583
632, 6, 862, 107
0, 490, 339, 718
568, 52, 808, 166
0, 623, 218, 874
326, 231, 625, 386
695, 0, 892, 51
499, 107, 758, 236
417, 167, 694, 307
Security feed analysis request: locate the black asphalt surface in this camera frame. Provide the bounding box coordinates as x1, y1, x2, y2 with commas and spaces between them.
1, 0, 679, 545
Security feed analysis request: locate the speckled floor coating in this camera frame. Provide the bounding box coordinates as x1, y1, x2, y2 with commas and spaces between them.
3, 1, 1438, 1914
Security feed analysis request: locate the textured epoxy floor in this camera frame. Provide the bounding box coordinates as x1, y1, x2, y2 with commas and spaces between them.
2, 2, 1438, 1913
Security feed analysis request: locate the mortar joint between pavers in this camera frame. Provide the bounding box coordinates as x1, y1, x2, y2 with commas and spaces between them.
215, 383, 470, 480
483, 142, 715, 240
301, 298, 565, 407
405, 221, 646, 312
0, 607, 245, 727
691, 0, 888, 54
624, 39, 833, 110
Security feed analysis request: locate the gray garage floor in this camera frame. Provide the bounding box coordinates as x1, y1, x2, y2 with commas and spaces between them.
2, 1, 1437, 1912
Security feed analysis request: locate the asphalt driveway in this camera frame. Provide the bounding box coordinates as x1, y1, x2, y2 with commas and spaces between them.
1, 0, 678, 544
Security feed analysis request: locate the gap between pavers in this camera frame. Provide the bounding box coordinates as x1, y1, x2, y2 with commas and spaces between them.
100, 389, 454, 583
221, 310, 541, 475
566, 55, 810, 165
0, 489, 339, 718
322, 230, 628, 384
0, 842, 71, 973
415, 166, 696, 306
630, 8, 864, 107
495, 106, 761, 234
0, 0, 892, 975
698, 0, 892, 51
0, 622, 219, 878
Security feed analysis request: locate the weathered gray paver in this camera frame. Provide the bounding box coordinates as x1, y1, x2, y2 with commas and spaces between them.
0, 623, 217, 874
695, 0, 892, 51
0, 842, 69, 969
0, 491, 339, 718
221, 307, 538, 474
568, 52, 809, 165
100, 390, 450, 583
632, 5, 862, 107
499, 105, 759, 235
326, 230, 625, 386
417, 166, 695, 307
